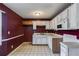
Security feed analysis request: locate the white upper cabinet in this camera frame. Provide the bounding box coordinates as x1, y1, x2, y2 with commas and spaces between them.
57, 13, 62, 24
61, 8, 68, 20
53, 17, 57, 30
32, 21, 36, 30
45, 21, 50, 30
50, 19, 54, 29
50, 16, 58, 30
51, 3, 79, 30
68, 4, 79, 29
33, 21, 50, 30
61, 9, 68, 30
49, 21, 53, 30
57, 3, 79, 30
56, 8, 68, 30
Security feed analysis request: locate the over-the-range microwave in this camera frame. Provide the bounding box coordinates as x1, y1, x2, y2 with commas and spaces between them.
57, 24, 62, 28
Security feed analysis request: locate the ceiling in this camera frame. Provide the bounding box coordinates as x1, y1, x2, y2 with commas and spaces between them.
3, 3, 71, 19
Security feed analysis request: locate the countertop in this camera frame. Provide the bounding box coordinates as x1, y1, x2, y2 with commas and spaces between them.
33, 33, 63, 38
60, 42, 79, 48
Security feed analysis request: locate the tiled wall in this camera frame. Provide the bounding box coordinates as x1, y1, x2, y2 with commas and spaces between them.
0, 3, 24, 56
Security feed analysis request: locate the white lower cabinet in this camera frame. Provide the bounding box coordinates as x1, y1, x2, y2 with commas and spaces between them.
60, 42, 79, 56
47, 36, 52, 50
32, 35, 47, 44
60, 43, 68, 56
32, 37, 36, 44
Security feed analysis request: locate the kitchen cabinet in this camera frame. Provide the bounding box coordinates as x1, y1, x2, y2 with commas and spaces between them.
50, 20, 54, 30
61, 9, 68, 30
50, 4, 79, 30
68, 4, 79, 29
60, 42, 68, 56
49, 21, 53, 30
56, 8, 68, 30
47, 36, 52, 50
47, 34, 63, 53
45, 21, 50, 30
32, 33, 48, 45
50, 5, 69, 30
32, 21, 50, 30
60, 42, 79, 56
61, 9, 68, 20
32, 21, 36, 30
57, 14, 61, 24
41, 37, 47, 44
53, 17, 57, 30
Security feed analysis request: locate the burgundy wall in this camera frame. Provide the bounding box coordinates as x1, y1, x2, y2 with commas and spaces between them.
0, 3, 24, 56
52, 29, 79, 39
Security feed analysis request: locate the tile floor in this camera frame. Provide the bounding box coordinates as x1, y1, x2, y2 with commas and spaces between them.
8, 42, 59, 56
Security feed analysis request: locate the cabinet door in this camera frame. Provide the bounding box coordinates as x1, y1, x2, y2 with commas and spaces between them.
50, 20, 54, 29
33, 21, 36, 30
68, 4, 77, 29
60, 44, 68, 56
32, 37, 35, 44
62, 9, 68, 19
61, 9, 68, 30
33, 37, 37, 44
41, 37, 46, 44
57, 14, 62, 24
45, 21, 50, 29
49, 21, 53, 29
37, 37, 41, 44
53, 17, 57, 30
62, 18, 68, 30
48, 37, 52, 50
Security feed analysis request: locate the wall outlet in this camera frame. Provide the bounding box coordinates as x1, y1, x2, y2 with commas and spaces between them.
11, 45, 13, 49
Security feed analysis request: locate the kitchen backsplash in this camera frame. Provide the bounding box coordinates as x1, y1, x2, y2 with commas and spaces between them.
52, 29, 79, 39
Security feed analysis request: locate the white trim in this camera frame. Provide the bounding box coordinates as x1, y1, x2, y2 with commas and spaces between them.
0, 10, 6, 13
2, 34, 24, 42
0, 10, 2, 45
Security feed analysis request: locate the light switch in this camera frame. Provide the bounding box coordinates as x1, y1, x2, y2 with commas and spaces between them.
8, 31, 10, 34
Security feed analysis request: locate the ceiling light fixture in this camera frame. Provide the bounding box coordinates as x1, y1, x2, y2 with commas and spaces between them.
35, 12, 40, 16
33, 11, 42, 16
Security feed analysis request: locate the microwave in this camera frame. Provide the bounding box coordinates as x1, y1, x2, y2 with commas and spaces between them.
57, 24, 62, 28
